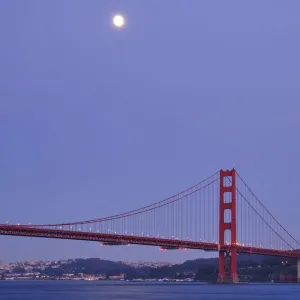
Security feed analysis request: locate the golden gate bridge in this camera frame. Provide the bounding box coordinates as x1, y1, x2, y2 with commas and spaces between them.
1, 169, 300, 283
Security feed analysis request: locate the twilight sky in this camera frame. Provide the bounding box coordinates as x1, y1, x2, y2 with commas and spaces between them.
0, 0, 300, 263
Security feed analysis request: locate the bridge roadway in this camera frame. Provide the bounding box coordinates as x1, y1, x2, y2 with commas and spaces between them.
1, 224, 300, 259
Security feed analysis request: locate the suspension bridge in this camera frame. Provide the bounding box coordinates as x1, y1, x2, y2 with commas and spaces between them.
1, 169, 299, 283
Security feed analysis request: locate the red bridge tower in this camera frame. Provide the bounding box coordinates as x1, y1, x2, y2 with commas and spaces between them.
218, 169, 238, 283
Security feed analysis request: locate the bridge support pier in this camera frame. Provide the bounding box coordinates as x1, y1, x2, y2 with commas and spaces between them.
217, 169, 239, 284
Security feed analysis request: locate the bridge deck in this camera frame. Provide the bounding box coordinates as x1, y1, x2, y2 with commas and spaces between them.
0, 225, 299, 258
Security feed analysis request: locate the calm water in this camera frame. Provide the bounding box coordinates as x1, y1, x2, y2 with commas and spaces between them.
0, 281, 300, 299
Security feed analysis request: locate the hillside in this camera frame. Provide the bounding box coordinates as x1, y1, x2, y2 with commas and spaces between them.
5, 254, 297, 282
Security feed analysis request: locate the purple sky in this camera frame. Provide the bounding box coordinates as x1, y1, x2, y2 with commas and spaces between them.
0, 1, 300, 263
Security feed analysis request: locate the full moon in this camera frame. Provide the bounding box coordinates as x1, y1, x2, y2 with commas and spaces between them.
112, 14, 125, 28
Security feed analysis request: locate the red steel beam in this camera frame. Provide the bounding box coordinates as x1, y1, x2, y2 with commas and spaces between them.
0, 225, 299, 258
0, 225, 218, 251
